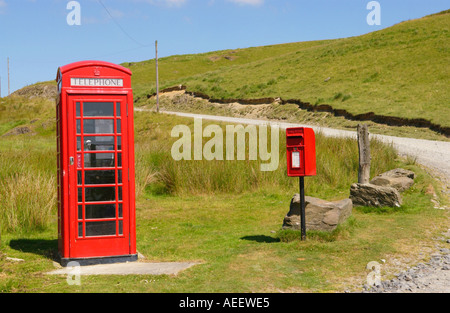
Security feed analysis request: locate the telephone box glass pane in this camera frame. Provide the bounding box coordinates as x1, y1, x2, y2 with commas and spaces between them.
118, 170, 122, 184
119, 221, 123, 236
84, 136, 115, 151
117, 120, 121, 134
116, 103, 121, 117
76, 120, 81, 134
85, 153, 115, 168
85, 204, 116, 219
84, 120, 114, 134
117, 153, 122, 167
85, 221, 116, 237
83, 102, 114, 117
76, 102, 81, 117
85, 170, 116, 185
85, 187, 115, 202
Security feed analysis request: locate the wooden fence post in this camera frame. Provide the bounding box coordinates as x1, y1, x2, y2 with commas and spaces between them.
357, 124, 371, 184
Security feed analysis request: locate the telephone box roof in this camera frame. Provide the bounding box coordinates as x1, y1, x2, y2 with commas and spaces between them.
57, 60, 132, 79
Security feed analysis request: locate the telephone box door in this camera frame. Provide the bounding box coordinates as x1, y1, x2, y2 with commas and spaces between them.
68, 95, 132, 258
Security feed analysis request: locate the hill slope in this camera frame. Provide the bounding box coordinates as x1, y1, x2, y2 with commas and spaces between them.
126, 10, 449, 128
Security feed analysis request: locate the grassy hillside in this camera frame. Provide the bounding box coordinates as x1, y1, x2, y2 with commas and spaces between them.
126, 10, 449, 128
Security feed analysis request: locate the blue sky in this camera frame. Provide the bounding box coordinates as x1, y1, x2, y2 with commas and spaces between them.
0, 0, 448, 95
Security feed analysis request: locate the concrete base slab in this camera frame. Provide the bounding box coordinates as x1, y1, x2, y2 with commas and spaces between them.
47, 262, 199, 276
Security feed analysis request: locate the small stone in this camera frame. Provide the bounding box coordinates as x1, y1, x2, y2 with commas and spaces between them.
53, 261, 63, 269
6, 257, 24, 263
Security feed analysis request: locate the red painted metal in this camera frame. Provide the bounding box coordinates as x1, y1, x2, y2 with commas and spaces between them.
286, 127, 317, 177
56, 61, 136, 263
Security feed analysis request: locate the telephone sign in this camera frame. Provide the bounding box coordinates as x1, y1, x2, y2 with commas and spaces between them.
56, 61, 137, 266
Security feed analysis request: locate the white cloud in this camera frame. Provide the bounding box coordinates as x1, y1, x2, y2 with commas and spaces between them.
138, 0, 188, 8
165, 0, 187, 6
135, 0, 264, 8
227, 0, 264, 6
0, 0, 7, 14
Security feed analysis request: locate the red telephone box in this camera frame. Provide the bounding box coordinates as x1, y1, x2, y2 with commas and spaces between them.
286, 127, 316, 177
56, 61, 137, 266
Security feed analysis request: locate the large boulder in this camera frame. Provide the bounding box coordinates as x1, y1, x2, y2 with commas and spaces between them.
370, 168, 415, 192
350, 183, 402, 208
283, 195, 353, 232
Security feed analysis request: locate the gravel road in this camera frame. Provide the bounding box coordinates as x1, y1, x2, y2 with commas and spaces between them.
140, 109, 450, 293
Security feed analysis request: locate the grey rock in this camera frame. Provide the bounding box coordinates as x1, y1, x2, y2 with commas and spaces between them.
282, 195, 353, 232
370, 168, 415, 192
350, 183, 402, 208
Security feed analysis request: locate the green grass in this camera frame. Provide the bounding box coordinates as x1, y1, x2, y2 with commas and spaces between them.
0, 105, 448, 292
126, 11, 450, 128
0, 186, 447, 293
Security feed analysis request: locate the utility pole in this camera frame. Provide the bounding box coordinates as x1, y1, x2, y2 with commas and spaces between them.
155, 40, 160, 113
7, 57, 10, 96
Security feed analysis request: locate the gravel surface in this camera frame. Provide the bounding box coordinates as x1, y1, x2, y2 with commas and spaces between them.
363, 248, 450, 293
145, 110, 450, 293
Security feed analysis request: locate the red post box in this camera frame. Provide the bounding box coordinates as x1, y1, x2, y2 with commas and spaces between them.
286, 127, 316, 241
286, 127, 316, 177
56, 61, 137, 266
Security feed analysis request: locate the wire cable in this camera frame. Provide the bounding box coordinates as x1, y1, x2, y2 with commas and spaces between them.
96, 0, 151, 48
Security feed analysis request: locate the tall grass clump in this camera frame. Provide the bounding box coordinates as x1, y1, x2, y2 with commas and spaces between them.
0, 139, 57, 234
0, 170, 56, 233
136, 113, 398, 198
